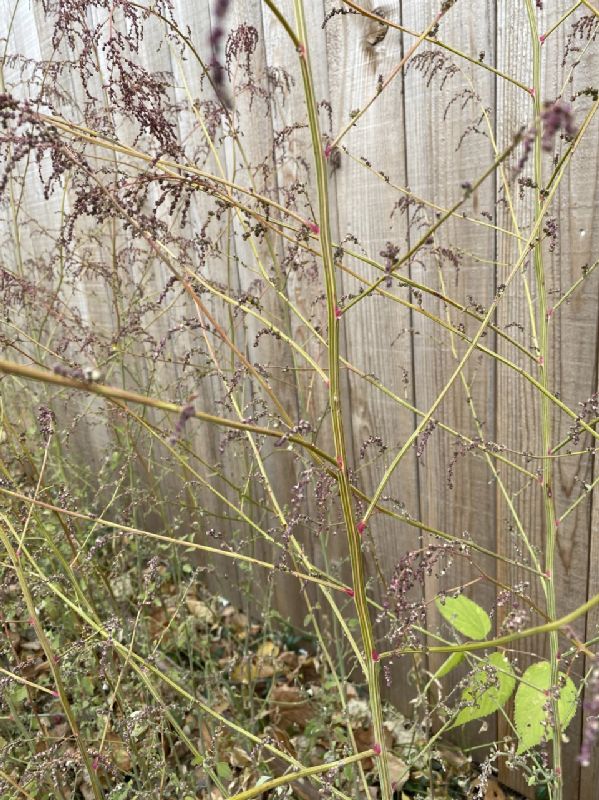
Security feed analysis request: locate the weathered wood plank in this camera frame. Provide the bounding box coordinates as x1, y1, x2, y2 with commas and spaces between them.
322, 0, 422, 710
496, 3, 599, 796
402, 0, 499, 747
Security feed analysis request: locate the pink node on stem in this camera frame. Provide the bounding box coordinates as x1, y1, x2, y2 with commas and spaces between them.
371, 648, 380, 662
92, 757, 99, 770
307, 221, 320, 235
50, 690, 59, 698
336, 455, 344, 470
335, 306, 342, 319
539, 34, 546, 44
357, 520, 366, 535
372, 742, 382, 755
344, 587, 355, 598
325, 143, 332, 159
529, 87, 536, 97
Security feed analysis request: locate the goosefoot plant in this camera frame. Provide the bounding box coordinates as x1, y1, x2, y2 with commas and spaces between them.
0, 1, 599, 799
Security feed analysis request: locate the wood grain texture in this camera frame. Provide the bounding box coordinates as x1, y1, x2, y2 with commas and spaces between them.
260, 0, 341, 633
323, 0, 422, 709
495, 2, 599, 796
402, 0, 499, 743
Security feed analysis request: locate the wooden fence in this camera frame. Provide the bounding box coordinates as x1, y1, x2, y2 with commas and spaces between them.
1, 1, 599, 797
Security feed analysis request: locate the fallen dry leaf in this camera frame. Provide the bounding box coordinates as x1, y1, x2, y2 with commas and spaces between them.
230, 651, 277, 683
270, 685, 316, 732
264, 724, 297, 757
229, 746, 252, 768
221, 606, 249, 636
387, 753, 409, 791
186, 598, 215, 625
256, 640, 279, 658
474, 777, 506, 800
107, 732, 132, 772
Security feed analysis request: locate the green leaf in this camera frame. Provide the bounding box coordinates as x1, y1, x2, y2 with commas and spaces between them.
514, 661, 577, 753
450, 652, 515, 729
8, 684, 28, 706
435, 651, 465, 679
216, 761, 233, 780
435, 595, 491, 640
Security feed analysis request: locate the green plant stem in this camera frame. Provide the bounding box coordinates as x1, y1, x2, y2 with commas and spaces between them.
224, 749, 375, 800
581, 0, 599, 16
378, 583, 599, 658
342, 0, 532, 92
0, 358, 330, 462
0, 522, 105, 800
540, 2, 582, 41
343, 138, 521, 313
0, 486, 347, 595
292, 2, 391, 797
0, 366, 546, 575
329, 8, 444, 150
360, 95, 599, 526
14, 541, 357, 800
524, 5, 562, 794
0, 666, 57, 696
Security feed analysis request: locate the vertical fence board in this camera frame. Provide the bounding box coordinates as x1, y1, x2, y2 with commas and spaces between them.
323, 0, 423, 710
496, 3, 599, 796
402, 0, 499, 745
261, 0, 344, 637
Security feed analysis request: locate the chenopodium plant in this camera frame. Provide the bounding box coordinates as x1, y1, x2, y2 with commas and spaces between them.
436, 594, 577, 753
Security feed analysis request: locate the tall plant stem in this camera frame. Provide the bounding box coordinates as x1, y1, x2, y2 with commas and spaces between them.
289, 2, 391, 797
524, 3, 562, 795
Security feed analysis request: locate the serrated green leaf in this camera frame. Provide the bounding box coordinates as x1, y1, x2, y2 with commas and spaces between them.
436, 595, 491, 640
435, 651, 465, 679
450, 652, 515, 729
514, 661, 577, 753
